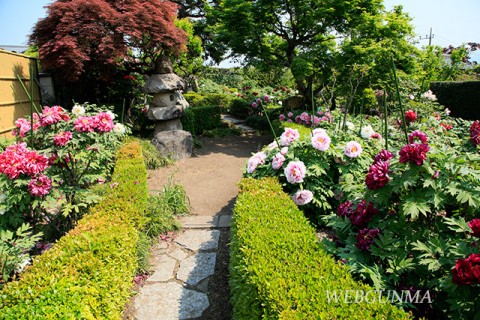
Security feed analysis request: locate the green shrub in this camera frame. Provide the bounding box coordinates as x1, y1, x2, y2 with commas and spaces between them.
228, 98, 252, 119
0, 141, 148, 319
430, 81, 480, 120
136, 138, 173, 169
184, 92, 233, 109
181, 106, 222, 135
230, 177, 411, 319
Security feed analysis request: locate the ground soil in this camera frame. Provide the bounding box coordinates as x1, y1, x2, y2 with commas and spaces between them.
146, 134, 272, 320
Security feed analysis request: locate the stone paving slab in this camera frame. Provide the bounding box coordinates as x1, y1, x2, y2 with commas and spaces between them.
146, 255, 176, 283
175, 229, 220, 251
180, 215, 218, 229
177, 252, 217, 286
133, 282, 209, 320
217, 215, 232, 228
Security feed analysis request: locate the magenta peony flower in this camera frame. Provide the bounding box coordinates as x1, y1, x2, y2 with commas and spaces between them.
74, 116, 96, 132
452, 253, 480, 285
40, 106, 69, 126
0, 144, 49, 179
27, 174, 52, 197
365, 160, 390, 190
263, 95, 271, 103
337, 201, 352, 217
373, 150, 394, 163
53, 131, 73, 146
399, 143, 430, 166
279, 128, 300, 146
468, 219, 480, 238
344, 141, 362, 158
279, 114, 286, 121
271, 153, 285, 170
284, 161, 307, 184
94, 112, 115, 132
251, 102, 258, 108
356, 228, 381, 251
311, 131, 331, 151
405, 110, 417, 124
291, 189, 313, 206
408, 130, 428, 144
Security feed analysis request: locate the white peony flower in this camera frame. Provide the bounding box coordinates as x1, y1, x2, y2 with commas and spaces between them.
346, 121, 355, 131
113, 123, 126, 134
361, 125, 375, 139
72, 104, 86, 116
106, 111, 116, 119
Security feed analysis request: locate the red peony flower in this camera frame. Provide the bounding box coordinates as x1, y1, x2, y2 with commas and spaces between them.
408, 130, 428, 144
349, 200, 378, 227
366, 160, 390, 190
468, 219, 480, 238
405, 110, 417, 124
452, 253, 480, 285
337, 201, 352, 217
373, 150, 394, 163
470, 120, 480, 146
356, 228, 381, 251
399, 143, 430, 166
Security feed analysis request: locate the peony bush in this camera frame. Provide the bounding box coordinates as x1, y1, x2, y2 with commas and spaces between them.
245, 97, 480, 318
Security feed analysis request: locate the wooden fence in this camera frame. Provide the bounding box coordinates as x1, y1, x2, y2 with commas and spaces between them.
0, 49, 41, 138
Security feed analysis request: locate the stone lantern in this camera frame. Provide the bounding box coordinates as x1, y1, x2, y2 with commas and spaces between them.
144, 56, 192, 160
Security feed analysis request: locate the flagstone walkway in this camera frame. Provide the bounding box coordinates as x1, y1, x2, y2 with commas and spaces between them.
128, 126, 271, 320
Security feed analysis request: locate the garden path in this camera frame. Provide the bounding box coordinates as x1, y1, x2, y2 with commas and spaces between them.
128, 128, 271, 320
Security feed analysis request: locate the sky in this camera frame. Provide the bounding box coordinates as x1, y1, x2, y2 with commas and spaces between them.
0, 0, 478, 61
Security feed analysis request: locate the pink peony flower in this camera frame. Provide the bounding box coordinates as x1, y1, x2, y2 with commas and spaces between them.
287, 112, 294, 118
279, 114, 286, 121
247, 152, 267, 174
365, 160, 390, 190
74, 116, 96, 132
40, 106, 69, 126
370, 132, 382, 140
291, 189, 313, 206
279, 128, 300, 146
263, 95, 271, 103
280, 147, 288, 155
53, 131, 73, 146
251, 102, 258, 108
405, 110, 417, 124
344, 141, 362, 158
94, 112, 115, 132
0, 144, 49, 179
284, 161, 307, 184
27, 174, 52, 197
311, 131, 331, 151
399, 143, 430, 166
271, 153, 285, 170
408, 130, 428, 144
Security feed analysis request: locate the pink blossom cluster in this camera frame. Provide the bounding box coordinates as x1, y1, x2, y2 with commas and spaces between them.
27, 174, 52, 197
356, 228, 381, 251
311, 129, 331, 151
284, 161, 307, 184
73, 112, 114, 133
53, 131, 73, 146
13, 114, 40, 138
279, 111, 332, 127
279, 128, 300, 146
271, 153, 285, 170
337, 200, 378, 227
40, 106, 70, 126
247, 151, 267, 174
470, 120, 480, 146
0, 143, 49, 179
291, 189, 313, 206
399, 131, 430, 166
366, 150, 394, 190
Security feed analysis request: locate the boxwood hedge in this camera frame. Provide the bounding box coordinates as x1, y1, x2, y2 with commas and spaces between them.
230, 177, 411, 319
0, 141, 148, 319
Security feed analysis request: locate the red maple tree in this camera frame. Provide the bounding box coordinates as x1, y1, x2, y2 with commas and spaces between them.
30, 0, 187, 82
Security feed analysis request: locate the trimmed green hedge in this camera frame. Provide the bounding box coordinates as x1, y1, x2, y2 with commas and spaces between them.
0, 141, 148, 319
430, 81, 480, 120
230, 177, 411, 319
182, 106, 222, 135
184, 92, 233, 109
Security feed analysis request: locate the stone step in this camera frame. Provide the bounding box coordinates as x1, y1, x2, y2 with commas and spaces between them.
179, 215, 232, 229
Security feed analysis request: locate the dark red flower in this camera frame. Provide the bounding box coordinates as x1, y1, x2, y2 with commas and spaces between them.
337, 201, 352, 217
349, 200, 378, 227
470, 120, 480, 146
356, 228, 381, 251
399, 143, 430, 166
366, 160, 390, 190
408, 130, 428, 144
405, 110, 417, 124
373, 150, 394, 163
452, 253, 480, 285
468, 219, 480, 238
